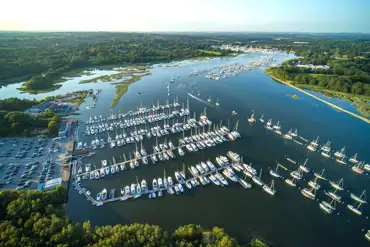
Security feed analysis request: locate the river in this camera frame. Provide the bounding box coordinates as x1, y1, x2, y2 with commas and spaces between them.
3, 53, 370, 247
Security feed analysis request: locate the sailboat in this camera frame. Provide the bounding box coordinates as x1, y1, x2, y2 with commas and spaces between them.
259, 114, 264, 123
299, 158, 310, 173
334, 147, 346, 158
248, 112, 256, 123
207, 95, 212, 103
263, 180, 276, 196
216, 98, 220, 106
349, 153, 359, 164
307, 136, 319, 152
330, 178, 344, 191
269, 163, 282, 178
285, 176, 297, 187
308, 177, 321, 190
314, 168, 327, 181
238, 175, 252, 189
283, 129, 293, 140
347, 202, 363, 216
290, 129, 298, 138
290, 168, 303, 180
326, 188, 342, 203
320, 141, 331, 152
352, 161, 364, 174
265, 119, 273, 130
301, 187, 316, 200
350, 190, 367, 204
320, 198, 336, 214
252, 169, 264, 186
336, 155, 347, 165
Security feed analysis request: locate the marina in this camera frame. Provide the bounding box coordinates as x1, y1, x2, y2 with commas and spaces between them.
64, 52, 370, 247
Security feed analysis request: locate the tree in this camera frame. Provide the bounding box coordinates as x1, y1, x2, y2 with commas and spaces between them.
48, 120, 59, 136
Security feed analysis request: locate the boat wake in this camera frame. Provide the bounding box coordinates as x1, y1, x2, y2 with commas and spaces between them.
187, 93, 214, 107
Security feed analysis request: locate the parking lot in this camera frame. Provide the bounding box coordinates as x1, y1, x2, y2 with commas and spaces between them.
0, 137, 65, 191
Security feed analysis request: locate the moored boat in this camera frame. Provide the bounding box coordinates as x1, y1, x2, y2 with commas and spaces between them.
350, 190, 367, 204
301, 187, 316, 200
262, 180, 276, 196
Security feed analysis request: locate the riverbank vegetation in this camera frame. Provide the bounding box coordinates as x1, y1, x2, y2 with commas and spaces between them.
0, 187, 268, 247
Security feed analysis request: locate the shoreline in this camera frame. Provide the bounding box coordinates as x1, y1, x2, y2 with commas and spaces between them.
266, 71, 370, 124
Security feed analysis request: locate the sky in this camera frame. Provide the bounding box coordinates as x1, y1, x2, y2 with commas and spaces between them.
0, 0, 369, 33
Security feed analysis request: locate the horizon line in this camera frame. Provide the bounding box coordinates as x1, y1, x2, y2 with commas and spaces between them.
0, 30, 370, 35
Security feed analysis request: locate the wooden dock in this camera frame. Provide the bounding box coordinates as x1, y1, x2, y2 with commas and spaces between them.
77, 161, 238, 206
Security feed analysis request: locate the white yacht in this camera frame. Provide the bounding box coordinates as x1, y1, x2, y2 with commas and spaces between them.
301, 187, 316, 200
350, 190, 367, 204
314, 168, 327, 181
290, 129, 298, 138
334, 147, 346, 158
349, 153, 359, 164
319, 201, 334, 214
227, 151, 240, 162
215, 172, 228, 186
283, 130, 293, 140
265, 119, 273, 130
299, 159, 310, 173
209, 174, 221, 186
238, 177, 252, 189
259, 114, 264, 123
141, 179, 147, 191
308, 177, 321, 190
326, 190, 342, 202
336, 156, 347, 165
307, 136, 319, 152
285, 177, 296, 187
152, 179, 158, 190
352, 161, 364, 174
330, 178, 344, 191
252, 169, 264, 186
347, 203, 363, 216
263, 180, 276, 196
269, 163, 282, 178
320, 141, 331, 152
248, 112, 256, 123
290, 169, 303, 180
178, 147, 185, 156
222, 167, 238, 182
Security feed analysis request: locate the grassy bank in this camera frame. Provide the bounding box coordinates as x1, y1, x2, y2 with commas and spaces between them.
111, 84, 128, 107
111, 73, 151, 107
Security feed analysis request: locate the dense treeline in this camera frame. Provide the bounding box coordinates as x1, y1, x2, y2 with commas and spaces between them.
259, 37, 370, 97
0, 97, 37, 112
0, 32, 232, 91
2, 32, 369, 95
0, 187, 268, 247
0, 98, 60, 137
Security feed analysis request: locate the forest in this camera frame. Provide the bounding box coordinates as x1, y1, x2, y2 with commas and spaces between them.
0, 187, 268, 247
0, 32, 232, 92
253, 35, 370, 96
0, 98, 60, 137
